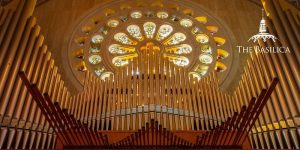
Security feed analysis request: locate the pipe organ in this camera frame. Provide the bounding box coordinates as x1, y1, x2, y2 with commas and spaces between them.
0, 0, 299, 149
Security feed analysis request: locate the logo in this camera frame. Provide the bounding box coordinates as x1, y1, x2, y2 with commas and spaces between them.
248, 9, 278, 43
236, 9, 290, 54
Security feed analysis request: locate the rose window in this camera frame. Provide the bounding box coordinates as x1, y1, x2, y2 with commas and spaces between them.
69, 0, 232, 84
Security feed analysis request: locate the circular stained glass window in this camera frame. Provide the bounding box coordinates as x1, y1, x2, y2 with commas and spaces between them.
89, 55, 102, 65
164, 32, 186, 45
89, 47, 101, 53
201, 45, 212, 53
199, 54, 213, 64
95, 67, 105, 76
127, 25, 144, 41
176, 44, 192, 54
196, 34, 209, 44
91, 35, 104, 44
157, 11, 168, 19
131, 11, 142, 18
180, 19, 193, 28
173, 56, 189, 66
156, 24, 173, 41
114, 32, 137, 45
107, 19, 119, 27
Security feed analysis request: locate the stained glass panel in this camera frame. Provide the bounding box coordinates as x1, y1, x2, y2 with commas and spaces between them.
173, 56, 189, 66
89, 47, 101, 53
180, 19, 193, 27
131, 11, 142, 18
107, 19, 119, 27
196, 34, 209, 44
143, 22, 156, 39
95, 67, 105, 76
89, 55, 102, 65
199, 54, 213, 64
157, 11, 168, 19
114, 33, 137, 45
91, 35, 104, 44
156, 24, 173, 41
109, 44, 136, 54
127, 25, 144, 41
163, 32, 186, 45
166, 44, 192, 54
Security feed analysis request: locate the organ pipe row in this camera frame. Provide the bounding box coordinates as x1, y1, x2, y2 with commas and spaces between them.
70, 42, 235, 132
243, 0, 300, 149
0, 0, 71, 149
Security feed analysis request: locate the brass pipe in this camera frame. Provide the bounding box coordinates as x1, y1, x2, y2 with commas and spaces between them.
47, 66, 58, 96
264, 0, 300, 85
194, 78, 202, 130
174, 67, 181, 130
5, 129, 15, 149
208, 75, 218, 127
155, 53, 161, 125
21, 131, 30, 149
244, 61, 278, 148
196, 79, 205, 130
0, 0, 36, 93
248, 53, 276, 149
213, 73, 225, 122
166, 60, 173, 130
13, 130, 22, 149
14, 45, 46, 124
57, 81, 65, 104
100, 75, 108, 130
0, 17, 37, 118
106, 74, 113, 130
132, 57, 138, 130
40, 132, 47, 149
143, 51, 148, 127
190, 77, 199, 130
51, 73, 61, 101
264, 34, 300, 115
0, 0, 25, 65
285, 10, 300, 42
60, 86, 67, 109
127, 63, 133, 130
34, 132, 41, 149
257, 48, 297, 149
85, 72, 92, 126
272, 0, 300, 62
26, 51, 51, 125
211, 73, 222, 125
5, 27, 42, 123
36, 59, 55, 129
183, 68, 190, 130
0, 128, 8, 149
0, 7, 4, 25
110, 71, 117, 131
203, 77, 214, 129
262, 46, 294, 120
120, 66, 126, 130
0, 10, 13, 44
199, 77, 209, 129
96, 78, 102, 130
88, 75, 96, 128
92, 77, 99, 129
